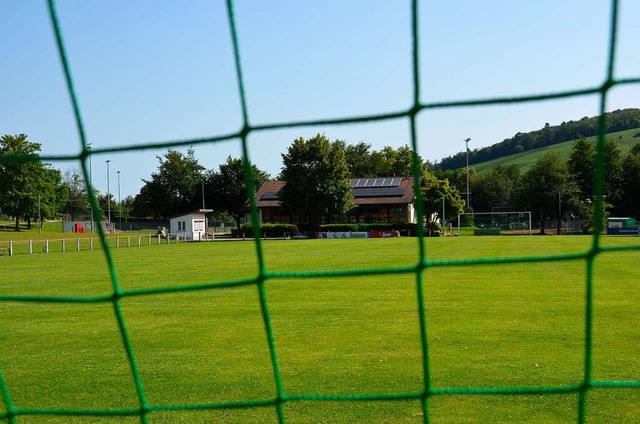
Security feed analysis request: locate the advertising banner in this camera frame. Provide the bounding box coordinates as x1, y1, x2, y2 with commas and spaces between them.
318, 232, 369, 239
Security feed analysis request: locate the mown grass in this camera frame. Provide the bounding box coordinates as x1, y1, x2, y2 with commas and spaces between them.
0, 236, 638, 423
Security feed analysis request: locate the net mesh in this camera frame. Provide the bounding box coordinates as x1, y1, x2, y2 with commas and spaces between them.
1, 0, 639, 422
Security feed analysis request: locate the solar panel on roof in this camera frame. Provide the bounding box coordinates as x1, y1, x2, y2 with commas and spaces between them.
349, 178, 403, 188
352, 188, 406, 198
261, 192, 280, 200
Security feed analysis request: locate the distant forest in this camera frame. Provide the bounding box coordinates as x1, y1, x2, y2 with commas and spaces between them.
435, 108, 640, 171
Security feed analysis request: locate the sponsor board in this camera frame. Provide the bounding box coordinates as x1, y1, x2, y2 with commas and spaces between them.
318, 232, 369, 239
369, 230, 396, 238
606, 227, 639, 235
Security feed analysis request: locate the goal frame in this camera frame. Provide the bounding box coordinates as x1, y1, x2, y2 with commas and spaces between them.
457, 211, 532, 236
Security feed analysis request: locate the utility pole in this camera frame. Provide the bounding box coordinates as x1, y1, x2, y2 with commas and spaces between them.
558, 191, 562, 235
87, 143, 93, 232
442, 194, 446, 237
117, 170, 121, 231
464, 138, 471, 211
38, 194, 42, 234
106, 160, 111, 227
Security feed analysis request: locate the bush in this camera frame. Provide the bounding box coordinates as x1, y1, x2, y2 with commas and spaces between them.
319, 224, 359, 232
240, 223, 298, 237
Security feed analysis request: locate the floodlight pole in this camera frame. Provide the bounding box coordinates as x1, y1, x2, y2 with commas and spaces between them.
106, 160, 111, 227
117, 170, 121, 231
464, 138, 471, 210
87, 143, 93, 232
557, 191, 562, 235
38, 194, 42, 234
442, 194, 446, 237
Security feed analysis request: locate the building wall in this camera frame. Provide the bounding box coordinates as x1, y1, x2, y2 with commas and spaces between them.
170, 213, 207, 240
256, 204, 415, 225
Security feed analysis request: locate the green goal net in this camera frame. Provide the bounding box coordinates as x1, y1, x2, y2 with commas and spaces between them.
1, 0, 639, 423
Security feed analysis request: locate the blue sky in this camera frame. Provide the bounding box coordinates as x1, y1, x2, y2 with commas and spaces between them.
1, 1, 639, 199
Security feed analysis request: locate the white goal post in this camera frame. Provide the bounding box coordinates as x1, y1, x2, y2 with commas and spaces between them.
457, 211, 532, 236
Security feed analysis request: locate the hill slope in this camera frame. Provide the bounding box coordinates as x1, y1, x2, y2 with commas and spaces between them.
436, 108, 640, 171
472, 127, 640, 174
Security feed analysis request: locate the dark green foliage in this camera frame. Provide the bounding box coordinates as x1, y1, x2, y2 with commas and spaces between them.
519, 152, 577, 233
568, 135, 595, 199
603, 139, 623, 208
279, 134, 354, 229
0, 134, 67, 230
241, 223, 298, 237
133, 148, 204, 219
471, 165, 521, 212
422, 173, 465, 230
206, 156, 269, 231
344, 143, 428, 178
618, 142, 640, 217
320, 224, 359, 232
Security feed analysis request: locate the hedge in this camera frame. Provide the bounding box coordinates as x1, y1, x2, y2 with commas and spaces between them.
240, 223, 298, 237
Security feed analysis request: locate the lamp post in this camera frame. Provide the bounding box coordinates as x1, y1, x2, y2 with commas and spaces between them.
442, 194, 446, 237
464, 138, 471, 210
87, 143, 93, 232
87, 143, 93, 189
117, 170, 121, 231
106, 160, 111, 226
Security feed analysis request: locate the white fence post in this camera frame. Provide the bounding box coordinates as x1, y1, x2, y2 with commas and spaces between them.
29, 240, 33, 255
90, 238, 93, 251
44, 240, 49, 253
138, 235, 141, 247
62, 239, 65, 252
116, 236, 120, 248
77, 238, 80, 251
8, 240, 12, 256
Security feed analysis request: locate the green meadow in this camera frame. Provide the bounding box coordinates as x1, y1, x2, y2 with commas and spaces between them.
0, 236, 638, 423
473, 128, 640, 175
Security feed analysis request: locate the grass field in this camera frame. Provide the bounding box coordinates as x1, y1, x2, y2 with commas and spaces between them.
0, 236, 639, 423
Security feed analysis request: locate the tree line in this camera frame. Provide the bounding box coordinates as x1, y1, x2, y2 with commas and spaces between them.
2, 131, 639, 234
131, 136, 432, 229
436, 108, 640, 171
437, 135, 640, 233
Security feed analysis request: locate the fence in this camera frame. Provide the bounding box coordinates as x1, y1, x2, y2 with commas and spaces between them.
0, 234, 188, 257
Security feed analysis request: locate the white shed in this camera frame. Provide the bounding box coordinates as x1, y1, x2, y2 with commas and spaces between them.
169, 209, 212, 241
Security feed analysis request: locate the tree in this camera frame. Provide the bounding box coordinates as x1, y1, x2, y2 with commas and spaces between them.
618, 142, 640, 218
471, 165, 521, 212
421, 173, 465, 231
62, 169, 91, 220
519, 152, 576, 234
279, 134, 354, 229
206, 156, 270, 230
568, 135, 594, 199
344, 143, 428, 178
603, 139, 623, 210
134, 148, 205, 219
344, 142, 374, 178
0, 134, 67, 230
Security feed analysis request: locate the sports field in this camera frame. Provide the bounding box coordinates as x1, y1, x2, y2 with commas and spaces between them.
0, 236, 638, 423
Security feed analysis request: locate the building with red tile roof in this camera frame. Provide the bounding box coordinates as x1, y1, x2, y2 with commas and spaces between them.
248, 177, 418, 225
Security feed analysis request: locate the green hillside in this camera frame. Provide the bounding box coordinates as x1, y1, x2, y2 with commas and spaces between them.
472, 127, 640, 174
